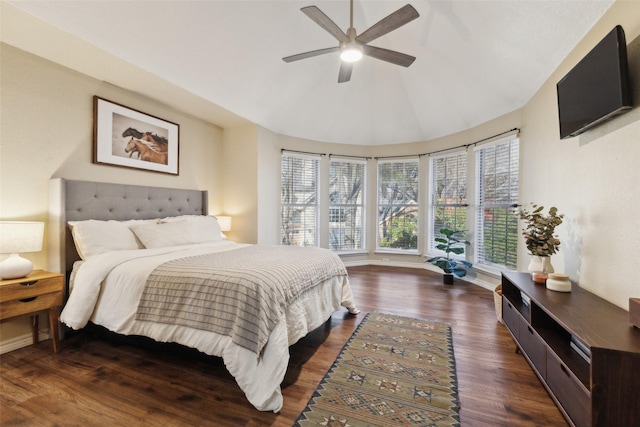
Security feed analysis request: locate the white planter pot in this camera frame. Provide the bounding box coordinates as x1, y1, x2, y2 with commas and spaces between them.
527, 255, 554, 274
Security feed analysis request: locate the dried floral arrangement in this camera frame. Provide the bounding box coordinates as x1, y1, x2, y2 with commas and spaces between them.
518, 204, 564, 256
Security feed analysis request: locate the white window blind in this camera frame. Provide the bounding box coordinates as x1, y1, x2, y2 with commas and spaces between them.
281, 153, 319, 247
475, 138, 519, 270
329, 159, 366, 251
377, 159, 419, 252
429, 151, 467, 253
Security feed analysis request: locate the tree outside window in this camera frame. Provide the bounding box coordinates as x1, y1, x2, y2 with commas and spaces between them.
329, 159, 366, 251
377, 160, 419, 251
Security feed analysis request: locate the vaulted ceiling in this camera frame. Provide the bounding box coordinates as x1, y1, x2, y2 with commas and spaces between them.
7, 1, 613, 145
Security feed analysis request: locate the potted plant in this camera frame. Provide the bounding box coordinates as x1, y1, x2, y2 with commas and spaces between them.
426, 227, 472, 284
518, 204, 564, 274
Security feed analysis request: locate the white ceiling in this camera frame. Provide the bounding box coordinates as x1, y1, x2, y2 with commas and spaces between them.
7, 0, 613, 145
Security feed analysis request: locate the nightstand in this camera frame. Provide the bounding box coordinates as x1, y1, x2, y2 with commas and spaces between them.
0, 270, 64, 353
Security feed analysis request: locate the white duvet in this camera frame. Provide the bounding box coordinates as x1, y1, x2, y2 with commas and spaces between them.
60, 241, 358, 412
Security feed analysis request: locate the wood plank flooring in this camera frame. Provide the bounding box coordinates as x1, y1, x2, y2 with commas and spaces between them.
0, 265, 568, 426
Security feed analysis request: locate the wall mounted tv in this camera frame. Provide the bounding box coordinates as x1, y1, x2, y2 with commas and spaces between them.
556, 25, 633, 139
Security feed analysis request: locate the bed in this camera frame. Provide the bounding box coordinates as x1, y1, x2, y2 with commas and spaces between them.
48, 178, 358, 412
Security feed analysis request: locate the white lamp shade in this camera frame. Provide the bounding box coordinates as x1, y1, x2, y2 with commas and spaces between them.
216, 216, 232, 232
0, 221, 44, 279
0, 221, 44, 253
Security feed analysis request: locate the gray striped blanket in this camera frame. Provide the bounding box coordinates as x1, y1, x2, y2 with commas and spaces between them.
135, 245, 347, 355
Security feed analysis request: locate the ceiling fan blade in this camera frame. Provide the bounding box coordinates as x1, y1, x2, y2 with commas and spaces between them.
363, 45, 416, 67
338, 62, 353, 83
301, 6, 350, 43
356, 4, 419, 45
283, 46, 340, 63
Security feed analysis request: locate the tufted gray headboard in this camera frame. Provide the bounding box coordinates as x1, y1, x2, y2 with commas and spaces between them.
48, 178, 208, 274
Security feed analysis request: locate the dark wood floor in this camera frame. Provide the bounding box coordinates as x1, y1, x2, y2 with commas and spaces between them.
0, 265, 568, 426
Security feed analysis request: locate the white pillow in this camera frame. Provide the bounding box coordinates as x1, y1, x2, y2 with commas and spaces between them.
68, 219, 151, 260
131, 216, 223, 249
159, 214, 201, 223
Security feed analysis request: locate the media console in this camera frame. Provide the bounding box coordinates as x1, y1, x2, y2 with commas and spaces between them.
501, 271, 640, 427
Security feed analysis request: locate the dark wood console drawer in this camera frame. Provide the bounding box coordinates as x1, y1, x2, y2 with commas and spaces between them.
502, 297, 520, 341
546, 348, 590, 427
519, 320, 546, 379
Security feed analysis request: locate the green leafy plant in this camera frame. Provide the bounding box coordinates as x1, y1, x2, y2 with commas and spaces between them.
426, 227, 472, 277
518, 204, 564, 256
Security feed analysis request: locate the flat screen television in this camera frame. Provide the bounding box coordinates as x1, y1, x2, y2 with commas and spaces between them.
556, 25, 633, 139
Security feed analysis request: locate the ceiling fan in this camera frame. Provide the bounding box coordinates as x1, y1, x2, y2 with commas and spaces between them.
283, 0, 420, 83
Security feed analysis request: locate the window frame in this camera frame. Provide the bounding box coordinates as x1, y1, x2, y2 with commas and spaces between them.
428, 150, 469, 257
376, 158, 420, 254
328, 157, 367, 253
280, 152, 320, 247
474, 137, 520, 271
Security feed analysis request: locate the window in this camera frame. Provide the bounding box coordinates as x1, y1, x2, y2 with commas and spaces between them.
329, 207, 346, 223
329, 159, 366, 251
377, 159, 419, 251
429, 151, 467, 252
281, 153, 319, 247
475, 138, 519, 270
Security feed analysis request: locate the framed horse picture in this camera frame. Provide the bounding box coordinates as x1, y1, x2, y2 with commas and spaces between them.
93, 96, 179, 175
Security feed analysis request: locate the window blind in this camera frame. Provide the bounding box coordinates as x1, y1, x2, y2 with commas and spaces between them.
281, 153, 319, 247
329, 159, 366, 251
429, 151, 467, 253
475, 138, 519, 270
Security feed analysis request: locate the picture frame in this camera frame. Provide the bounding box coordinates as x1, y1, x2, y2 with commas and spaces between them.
93, 96, 179, 175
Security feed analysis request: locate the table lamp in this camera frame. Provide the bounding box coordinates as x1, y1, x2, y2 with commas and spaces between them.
0, 221, 45, 280
216, 216, 232, 232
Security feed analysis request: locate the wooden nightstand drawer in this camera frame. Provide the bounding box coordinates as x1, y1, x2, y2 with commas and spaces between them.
0, 291, 63, 320
0, 276, 63, 303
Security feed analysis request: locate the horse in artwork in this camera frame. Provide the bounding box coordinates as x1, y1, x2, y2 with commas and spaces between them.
124, 137, 168, 165
122, 128, 168, 152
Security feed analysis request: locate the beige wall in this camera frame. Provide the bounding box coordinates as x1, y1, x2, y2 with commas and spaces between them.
0, 44, 225, 346
222, 125, 259, 243
256, 127, 282, 245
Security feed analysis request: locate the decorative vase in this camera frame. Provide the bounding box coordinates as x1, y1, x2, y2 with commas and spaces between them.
527, 255, 554, 274
443, 273, 454, 285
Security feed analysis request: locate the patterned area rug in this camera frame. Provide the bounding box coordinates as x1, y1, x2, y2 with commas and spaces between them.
294, 312, 460, 427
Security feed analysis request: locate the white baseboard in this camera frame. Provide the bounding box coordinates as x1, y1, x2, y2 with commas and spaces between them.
0, 330, 50, 354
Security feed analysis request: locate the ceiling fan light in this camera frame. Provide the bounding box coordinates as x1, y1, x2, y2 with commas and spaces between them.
340, 44, 363, 62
